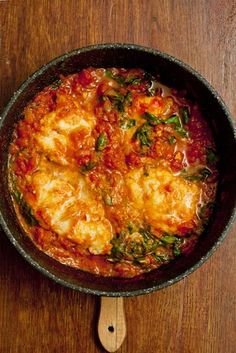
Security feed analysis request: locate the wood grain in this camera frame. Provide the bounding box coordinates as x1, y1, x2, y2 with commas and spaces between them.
0, 1, 235, 352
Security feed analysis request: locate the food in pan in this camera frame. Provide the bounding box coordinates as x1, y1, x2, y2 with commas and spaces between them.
8, 67, 218, 277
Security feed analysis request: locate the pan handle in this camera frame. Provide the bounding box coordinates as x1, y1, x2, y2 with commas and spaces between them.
98, 297, 126, 352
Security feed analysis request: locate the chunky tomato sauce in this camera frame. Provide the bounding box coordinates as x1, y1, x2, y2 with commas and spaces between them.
8, 68, 218, 277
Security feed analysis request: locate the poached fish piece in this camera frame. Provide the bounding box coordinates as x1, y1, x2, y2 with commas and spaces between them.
125, 166, 201, 234
34, 107, 96, 165
28, 165, 112, 255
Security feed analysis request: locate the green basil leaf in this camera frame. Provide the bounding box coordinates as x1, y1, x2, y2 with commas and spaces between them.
12, 190, 38, 226
105, 70, 143, 86
142, 112, 162, 125
108, 226, 161, 265
105, 70, 126, 85
164, 114, 181, 126
125, 77, 142, 85
107, 91, 132, 112
161, 235, 178, 244
80, 161, 97, 173
120, 118, 136, 129
173, 245, 181, 256
174, 125, 188, 138
124, 91, 132, 104
105, 70, 113, 78
180, 106, 190, 124
50, 79, 62, 90
133, 257, 149, 264
163, 114, 189, 137
168, 136, 176, 144
127, 222, 139, 234
12, 189, 22, 203
96, 132, 108, 151
133, 123, 153, 147
153, 253, 170, 262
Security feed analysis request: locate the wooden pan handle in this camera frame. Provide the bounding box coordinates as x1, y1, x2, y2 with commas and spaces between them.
98, 297, 126, 352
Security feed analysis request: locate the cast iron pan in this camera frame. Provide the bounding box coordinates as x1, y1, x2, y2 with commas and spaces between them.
0, 44, 235, 351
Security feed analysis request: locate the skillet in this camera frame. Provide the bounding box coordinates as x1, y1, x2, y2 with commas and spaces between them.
0, 43, 235, 296
1, 43, 236, 352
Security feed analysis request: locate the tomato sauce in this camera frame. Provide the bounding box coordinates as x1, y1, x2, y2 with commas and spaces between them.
8, 68, 218, 277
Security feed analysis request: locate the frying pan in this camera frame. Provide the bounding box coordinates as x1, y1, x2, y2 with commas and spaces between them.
0, 44, 235, 352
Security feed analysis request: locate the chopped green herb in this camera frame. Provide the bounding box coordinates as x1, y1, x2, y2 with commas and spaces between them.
174, 125, 188, 138
105, 70, 126, 85
133, 257, 149, 265
153, 253, 170, 262
164, 114, 181, 126
161, 235, 178, 244
139, 228, 161, 252
50, 79, 62, 90
108, 232, 126, 262
133, 123, 153, 147
173, 245, 181, 256
142, 112, 162, 125
105, 70, 113, 79
107, 225, 183, 266
120, 118, 136, 129
96, 132, 108, 151
105, 70, 142, 86
180, 106, 190, 124
80, 161, 97, 173
168, 136, 176, 144
142, 112, 188, 138
159, 233, 183, 258
110, 93, 125, 112
125, 91, 132, 103
206, 148, 217, 165
127, 222, 139, 234
12, 189, 22, 203
115, 76, 126, 85
108, 226, 161, 265
12, 190, 38, 226
125, 77, 142, 85
164, 114, 188, 138
107, 91, 132, 113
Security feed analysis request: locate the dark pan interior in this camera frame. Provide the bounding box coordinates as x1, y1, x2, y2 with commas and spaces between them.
0, 44, 235, 296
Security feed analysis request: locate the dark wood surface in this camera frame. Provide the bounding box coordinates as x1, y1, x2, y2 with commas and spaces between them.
0, 1, 236, 352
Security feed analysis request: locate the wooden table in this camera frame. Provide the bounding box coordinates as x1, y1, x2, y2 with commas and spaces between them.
0, 1, 235, 352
